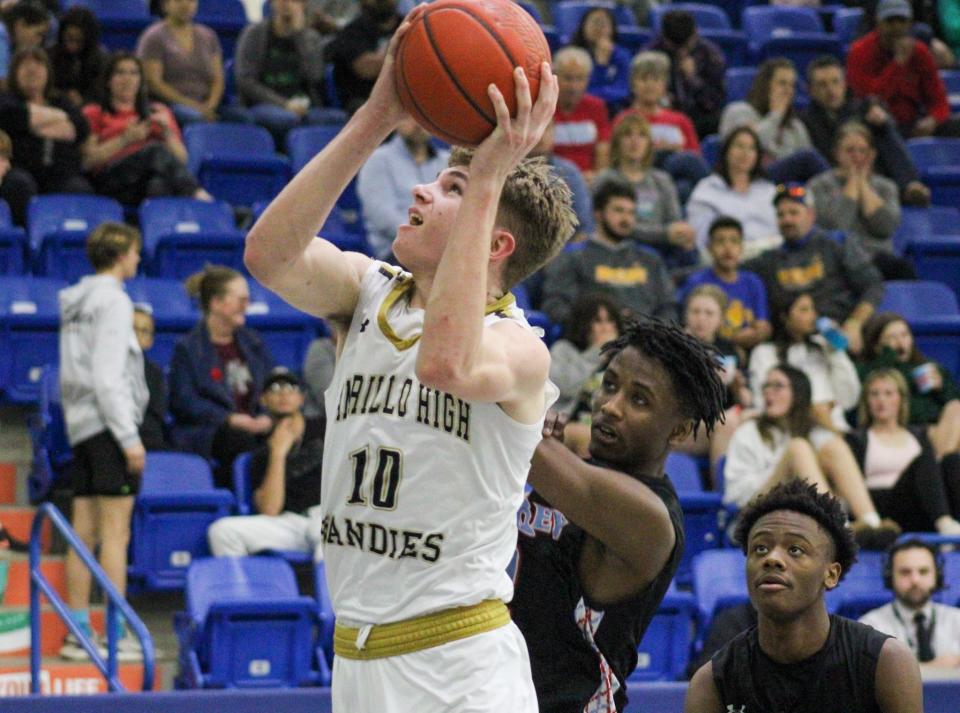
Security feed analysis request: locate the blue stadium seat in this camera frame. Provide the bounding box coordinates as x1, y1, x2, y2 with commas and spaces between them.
724, 66, 756, 103
692, 548, 748, 631
650, 4, 748, 66
27, 365, 72, 503
906, 138, 960, 207
314, 561, 335, 669
195, 0, 247, 59
63, 0, 152, 51
129, 453, 234, 592
631, 583, 696, 681
231, 451, 253, 516
139, 198, 245, 279
878, 280, 960, 380
126, 277, 199, 368
552, 1, 637, 43
27, 194, 124, 282
701, 134, 721, 169
824, 550, 891, 619
174, 556, 326, 689
833, 7, 864, 50
511, 282, 560, 345
942, 70, 960, 113
677, 488, 724, 587
0, 275, 66, 403
742, 6, 840, 73
245, 278, 323, 370
0, 199, 26, 275
698, 0, 750, 28
941, 550, 960, 606
666, 451, 703, 492
285, 126, 363, 234
184, 123, 291, 207
616, 27, 653, 54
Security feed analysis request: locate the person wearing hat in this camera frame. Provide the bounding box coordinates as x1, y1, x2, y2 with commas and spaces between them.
847, 0, 960, 138
206, 367, 325, 559
743, 183, 884, 355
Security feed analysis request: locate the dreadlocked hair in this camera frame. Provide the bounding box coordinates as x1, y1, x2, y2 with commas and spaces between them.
601, 317, 726, 439
734, 478, 859, 582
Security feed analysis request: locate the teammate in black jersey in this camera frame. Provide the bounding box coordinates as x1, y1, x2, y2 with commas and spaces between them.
512, 318, 726, 712
685, 479, 922, 713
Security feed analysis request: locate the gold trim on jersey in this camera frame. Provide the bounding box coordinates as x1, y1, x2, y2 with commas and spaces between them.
376, 279, 517, 351
333, 599, 510, 660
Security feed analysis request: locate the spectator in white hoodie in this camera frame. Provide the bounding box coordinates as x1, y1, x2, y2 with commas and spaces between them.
58, 221, 148, 662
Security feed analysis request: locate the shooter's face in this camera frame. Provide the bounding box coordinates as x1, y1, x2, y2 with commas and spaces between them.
392, 166, 467, 271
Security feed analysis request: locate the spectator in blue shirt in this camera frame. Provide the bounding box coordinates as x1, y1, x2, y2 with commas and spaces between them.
356, 116, 450, 260
681, 216, 772, 351
569, 6, 632, 115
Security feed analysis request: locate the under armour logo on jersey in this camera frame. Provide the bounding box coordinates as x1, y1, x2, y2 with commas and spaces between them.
726, 705, 746, 713
359, 318, 370, 333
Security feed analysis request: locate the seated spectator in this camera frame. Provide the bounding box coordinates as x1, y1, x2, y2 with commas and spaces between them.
0, 48, 93, 199
677, 285, 751, 477
1, 1, 48, 56
541, 177, 677, 326
680, 216, 772, 351
723, 364, 900, 546
719, 57, 829, 183
860, 540, 960, 668
743, 182, 885, 354
552, 46, 611, 180
169, 266, 275, 488
235, 0, 330, 144
615, 51, 700, 155
301, 333, 335, 418
137, 0, 243, 127
207, 368, 324, 558
81, 52, 211, 206
748, 292, 861, 434
357, 116, 449, 260
528, 119, 594, 243
801, 54, 931, 207
847, 0, 960, 137
325, 0, 402, 115
133, 306, 169, 452
593, 114, 696, 271
807, 121, 915, 280
686, 126, 780, 258
847, 369, 960, 534
47, 6, 108, 108
686, 603, 757, 680
860, 312, 960, 460
645, 8, 726, 138
569, 6, 632, 114
549, 293, 624, 417
0, 121, 35, 227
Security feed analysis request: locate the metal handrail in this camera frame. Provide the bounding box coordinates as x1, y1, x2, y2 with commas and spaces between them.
29, 502, 155, 693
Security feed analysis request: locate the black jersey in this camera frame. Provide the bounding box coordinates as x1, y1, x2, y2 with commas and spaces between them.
511, 467, 684, 713
712, 614, 891, 713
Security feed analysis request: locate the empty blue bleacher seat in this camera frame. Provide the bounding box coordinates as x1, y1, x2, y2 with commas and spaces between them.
942, 70, 960, 113
184, 123, 291, 208
175, 556, 326, 689
313, 560, 335, 670
245, 278, 323, 370
63, 0, 152, 50
129, 452, 234, 591
27, 364, 72, 503
195, 0, 247, 59
0, 199, 26, 275
907, 138, 960, 207
666, 451, 703, 492
941, 550, 960, 607
139, 198, 245, 279
631, 583, 697, 682
824, 550, 891, 620
692, 548, 748, 631
0, 275, 66, 403
742, 6, 840, 73
724, 66, 757, 103
698, 0, 750, 28
27, 194, 124, 282
833, 7, 864, 50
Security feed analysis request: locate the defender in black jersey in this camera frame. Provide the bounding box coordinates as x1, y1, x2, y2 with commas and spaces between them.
513, 318, 726, 712
685, 479, 922, 713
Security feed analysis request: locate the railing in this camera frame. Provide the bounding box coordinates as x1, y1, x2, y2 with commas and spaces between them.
29, 502, 155, 693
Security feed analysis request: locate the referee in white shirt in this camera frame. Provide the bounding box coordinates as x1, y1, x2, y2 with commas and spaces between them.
860, 539, 960, 669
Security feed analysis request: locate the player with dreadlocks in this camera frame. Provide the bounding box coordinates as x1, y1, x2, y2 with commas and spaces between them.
511, 317, 726, 713
685, 479, 922, 713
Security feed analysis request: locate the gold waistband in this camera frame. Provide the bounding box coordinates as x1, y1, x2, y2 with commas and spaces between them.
333, 599, 510, 660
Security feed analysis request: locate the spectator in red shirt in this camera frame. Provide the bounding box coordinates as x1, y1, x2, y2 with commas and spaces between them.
553, 46, 611, 182
847, 0, 960, 137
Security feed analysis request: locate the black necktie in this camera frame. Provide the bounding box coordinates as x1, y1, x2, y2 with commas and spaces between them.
914, 612, 935, 663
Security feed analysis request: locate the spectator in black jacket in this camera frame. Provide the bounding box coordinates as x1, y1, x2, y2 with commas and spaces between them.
799, 54, 931, 206
646, 9, 726, 138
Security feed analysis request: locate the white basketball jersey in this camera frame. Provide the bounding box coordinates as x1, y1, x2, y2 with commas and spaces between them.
316, 262, 551, 624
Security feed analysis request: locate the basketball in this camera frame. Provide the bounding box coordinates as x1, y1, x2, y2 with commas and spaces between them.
395, 0, 552, 147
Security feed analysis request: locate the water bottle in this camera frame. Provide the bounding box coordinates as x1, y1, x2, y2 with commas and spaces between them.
816, 317, 848, 351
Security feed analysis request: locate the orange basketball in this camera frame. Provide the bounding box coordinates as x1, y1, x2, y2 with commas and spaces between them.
394, 0, 552, 147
